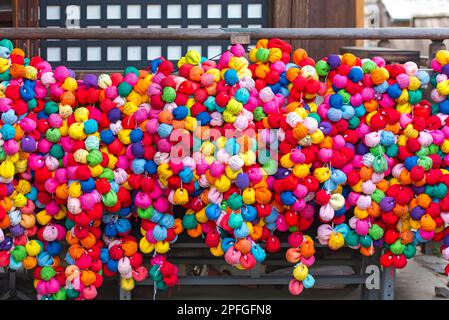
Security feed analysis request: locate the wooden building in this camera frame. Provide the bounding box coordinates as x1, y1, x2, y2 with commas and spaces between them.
2, 0, 364, 69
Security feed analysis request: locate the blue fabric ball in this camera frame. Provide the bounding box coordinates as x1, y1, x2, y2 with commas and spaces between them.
280, 191, 296, 206
100, 248, 110, 263
107, 259, 119, 272
130, 129, 143, 143
157, 123, 173, 138
107, 108, 122, 123
341, 105, 355, 120
329, 94, 343, 109
375, 81, 389, 94
100, 129, 115, 145
144, 160, 157, 174
348, 67, 364, 83
196, 111, 211, 125
224, 69, 239, 86
1, 124, 15, 140
387, 83, 402, 99
241, 205, 257, 222
179, 167, 194, 183
173, 106, 189, 120
46, 241, 62, 256
404, 156, 418, 171
235, 88, 250, 104
83, 119, 98, 134
80, 177, 96, 193
380, 130, 395, 146
132, 159, 146, 174
327, 108, 343, 122
153, 225, 167, 241
439, 100, 449, 114
206, 204, 221, 221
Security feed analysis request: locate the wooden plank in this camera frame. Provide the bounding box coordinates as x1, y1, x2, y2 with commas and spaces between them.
355, 0, 365, 46
272, 0, 292, 28
1, 27, 449, 41
291, 0, 309, 50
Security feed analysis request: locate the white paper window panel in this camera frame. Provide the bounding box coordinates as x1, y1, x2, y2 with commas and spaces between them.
167, 46, 182, 60
66, 5, 80, 20
127, 25, 142, 28
188, 46, 202, 56
208, 24, 222, 28
228, 4, 242, 18
167, 4, 182, 19
147, 5, 161, 19
127, 46, 141, 61
187, 4, 202, 18
86, 5, 101, 19
127, 5, 141, 19
208, 46, 222, 59
107, 5, 121, 19
107, 47, 121, 61
67, 47, 81, 61
87, 25, 101, 28
248, 4, 263, 18
87, 47, 101, 61
248, 24, 262, 28
47, 47, 61, 61
228, 24, 242, 28
167, 25, 181, 28
107, 25, 121, 28
188, 25, 202, 28
46, 6, 60, 20
147, 25, 161, 28
207, 4, 222, 18
147, 46, 162, 60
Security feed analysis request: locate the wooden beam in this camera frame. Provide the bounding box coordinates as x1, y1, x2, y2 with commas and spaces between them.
1, 27, 449, 40
355, 0, 365, 46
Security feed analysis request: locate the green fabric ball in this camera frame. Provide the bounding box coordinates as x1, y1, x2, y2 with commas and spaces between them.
315, 60, 330, 76
162, 86, 176, 103
431, 103, 439, 115
44, 101, 59, 115
87, 149, 103, 166
371, 189, 385, 203
50, 144, 64, 159
149, 265, 163, 281
0, 39, 13, 52
27, 99, 37, 111
156, 280, 168, 291
102, 190, 118, 207
416, 147, 429, 158
138, 206, 154, 220
362, 60, 377, 74
404, 244, 417, 259
182, 214, 197, 230
345, 230, 360, 247
308, 113, 321, 124
253, 107, 266, 121
41, 266, 56, 281
370, 146, 385, 157
434, 183, 448, 199
428, 144, 439, 155
228, 212, 243, 229
52, 288, 67, 300
368, 224, 384, 241
390, 239, 405, 255
289, 226, 298, 233
386, 144, 398, 158
66, 287, 80, 299
262, 159, 278, 175
373, 155, 388, 173
409, 90, 422, 104
100, 168, 114, 181
338, 90, 351, 104
0, 148, 5, 161
11, 246, 27, 262
65, 218, 75, 231
124, 66, 139, 76
358, 235, 373, 248
118, 82, 133, 97
348, 116, 360, 129
418, 156, 433, 170
46, 128, 61, 143
255, 48, 270, 62
227, 193, 243, 211
0, 70, 10, 82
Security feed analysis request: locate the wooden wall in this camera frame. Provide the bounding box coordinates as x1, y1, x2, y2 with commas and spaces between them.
11, 0, 39, 57
272, 0, 365, 58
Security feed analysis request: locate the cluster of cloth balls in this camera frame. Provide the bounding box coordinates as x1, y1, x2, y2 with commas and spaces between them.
0, 36, 449, 300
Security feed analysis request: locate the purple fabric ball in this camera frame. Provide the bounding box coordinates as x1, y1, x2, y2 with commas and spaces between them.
10, 224, 24, 237
0, 236, 13, 251
21, 136, 37, 153
274, 168, 289, 180
131, 142, 144, 158
410, 206, 425, 220
319, 121, 332, 136
411, 185, 425, 195
373, 238, 383, 247
235, 173, 250, 190
443, 234, 449, 247
6, 183, 14, 196
379, 196, 395, 212
327, 54, 341, 70
442, 64, 449, 76
107, 107, 122, 123
356, 143, 369, 156
83, 74, 98, 88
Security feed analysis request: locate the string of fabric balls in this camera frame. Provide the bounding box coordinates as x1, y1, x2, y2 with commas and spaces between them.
0, 37, 448, 300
